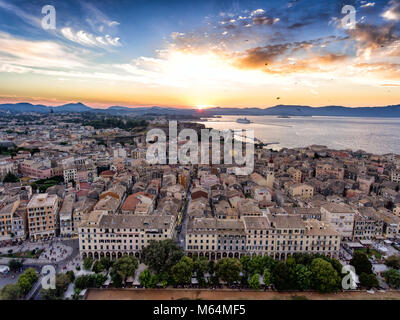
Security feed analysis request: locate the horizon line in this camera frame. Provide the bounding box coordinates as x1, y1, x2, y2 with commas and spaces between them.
1, 101, 400, 110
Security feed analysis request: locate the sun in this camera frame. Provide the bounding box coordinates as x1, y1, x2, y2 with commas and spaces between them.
196, 104, 213, 110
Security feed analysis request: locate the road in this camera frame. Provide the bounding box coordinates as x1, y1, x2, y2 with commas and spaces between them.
24, 239, 80, 300
176, 178, 192, 249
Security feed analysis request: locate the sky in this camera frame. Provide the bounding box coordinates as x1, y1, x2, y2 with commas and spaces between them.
0, 0, 400, 109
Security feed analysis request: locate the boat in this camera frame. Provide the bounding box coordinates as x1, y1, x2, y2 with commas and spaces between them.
236, 117, 251, 124
277, 115, 291, 118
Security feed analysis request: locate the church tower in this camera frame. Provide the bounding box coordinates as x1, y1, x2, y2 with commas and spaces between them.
76, 173, 80, 191
266, 157, 275, 189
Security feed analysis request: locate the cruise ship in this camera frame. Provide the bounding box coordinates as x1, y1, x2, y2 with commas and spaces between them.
236, 117, 251, 124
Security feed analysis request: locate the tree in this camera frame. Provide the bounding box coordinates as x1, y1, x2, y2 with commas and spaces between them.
249, 255, 275, 276
139, 269, 152, 288
92, 260, 105, 273
94, 273, 107, 287
382, 269, 400, 288
325, 257, 343, 276
239, 255, 252, 277
193, 257, 208, 286
3, 172, 19, 183
310, 258, 340, 293
350, 251, 372, 275
359, 272, 379, 288
17, 268, 38, 295
17, 275, 33, 295
41, 273, 71, 299
8, 259, 22, 272
141, 240, 184, 274
74, 274, 106, 290
272, 261, 294, 291
208, 260, 216, 275
100, 257, 113, 271
74, 275, 92, 290
293, 253, 314, 266
249, 274, 260, 290
216, 258, 242, 285
294, 264, 312, 291
83, 257, 94, 270
112, 256, 139, 282
385, 255, 400, 270
139, 269, 159, 288
55, 273, 71, 296
110, 270, 123, 288
171, 256, 194, 285
66, 270, 75, 283
263, 268, 272, 287
0, 284, 21, 300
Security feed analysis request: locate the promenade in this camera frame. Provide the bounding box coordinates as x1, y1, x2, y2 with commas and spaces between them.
85, 288, 400, 300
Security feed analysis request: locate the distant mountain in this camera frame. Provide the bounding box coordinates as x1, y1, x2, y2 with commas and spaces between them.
0, 103, 49, 113
1, 102, 400, 117
51, 102, 93, 113
203, 104, 400, 117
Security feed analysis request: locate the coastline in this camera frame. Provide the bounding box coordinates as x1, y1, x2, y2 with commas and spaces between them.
195, 115, 400, 155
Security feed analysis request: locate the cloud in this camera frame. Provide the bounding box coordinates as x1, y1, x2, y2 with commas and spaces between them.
61, 27, 121, 47
252, 16, 280, 26
248, 8, 279, 26
0, 0, 41, 28
250, 9, 265, 16
347, 23, 399, 59
353, 62, 400, 79
171, 32, 185, 40
82, 3, 121, 31
234, 37, 343, 69
108, 21, 120, 27
382, 0, 400, 21
361, 2, 375, 8
0, 32, 85, 70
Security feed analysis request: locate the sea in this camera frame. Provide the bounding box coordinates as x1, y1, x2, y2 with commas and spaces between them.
198, 115, 400, 155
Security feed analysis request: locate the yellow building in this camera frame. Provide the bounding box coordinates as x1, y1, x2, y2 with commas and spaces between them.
287, 167, 302, 183
185, 215, 340, 260
0, 200, 19, 238
289, 183, 314, 199
78, 213, 176, 259
27, 193, 59, 240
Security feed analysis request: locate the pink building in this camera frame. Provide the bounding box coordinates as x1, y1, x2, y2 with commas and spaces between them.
19, 160, 53, 179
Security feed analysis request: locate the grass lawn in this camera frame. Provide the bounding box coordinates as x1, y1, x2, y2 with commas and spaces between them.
356, 248, 382, 259
0, 249, 44, 259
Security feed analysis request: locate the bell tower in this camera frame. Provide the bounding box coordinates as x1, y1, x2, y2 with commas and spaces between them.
266, 157, 275, 188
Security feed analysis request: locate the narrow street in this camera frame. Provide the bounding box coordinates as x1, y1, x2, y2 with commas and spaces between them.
176, 177, 193, 249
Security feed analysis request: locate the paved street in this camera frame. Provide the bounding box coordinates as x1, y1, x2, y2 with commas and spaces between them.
176, 179, 192, 249
0, 239, 80, 300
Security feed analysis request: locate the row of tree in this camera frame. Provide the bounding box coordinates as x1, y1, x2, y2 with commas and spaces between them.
42, 241, 399, 300
0, 268, 38, 300
349, 251, 379, 288
82, 117, 147, 130
136, 240, 347, 293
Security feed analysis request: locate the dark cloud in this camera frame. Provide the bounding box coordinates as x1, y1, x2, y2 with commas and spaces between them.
382, 0, 400, 20
234, 36, 344, 69
347, 23, 399, 52
252, 15, 277, 26
288, 22, 312, 29
235, 43, 291, 68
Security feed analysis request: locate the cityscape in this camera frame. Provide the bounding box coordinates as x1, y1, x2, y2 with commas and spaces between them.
0, 0, 400, 314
